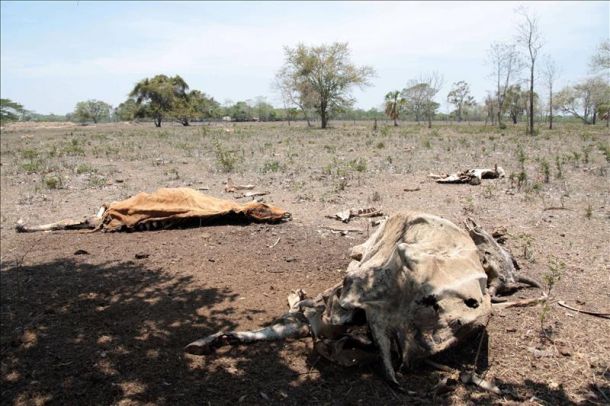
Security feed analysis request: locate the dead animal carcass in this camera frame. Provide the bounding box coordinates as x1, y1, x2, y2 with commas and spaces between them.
186, 211, 500, 385
429, 166, 505, 185
16, 187, 290, 232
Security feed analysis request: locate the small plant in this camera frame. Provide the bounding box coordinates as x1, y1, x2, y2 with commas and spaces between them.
62, 139, 85, 156
422, 138, 432, 149
585, 203, 593, 219
43, 174, 62, 189
516, 145, 527, 169
539, 256, 565, 337
555, 155, 563, 179
349, 158, 367, 173
371, 190, 381, 202
582, 145, 592, 164
375, 141, 385, 149
597, 142, 610, 163
166, 167, 180, 180
213, 139, 239, 173
261, 160, 282, 173
380, 126, 390, 137
76, 163, 96, 174
539, 158, 550, 183
88, 175, 107, 188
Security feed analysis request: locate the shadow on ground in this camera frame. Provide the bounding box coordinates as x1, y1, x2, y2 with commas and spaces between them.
0, 256, 590, 405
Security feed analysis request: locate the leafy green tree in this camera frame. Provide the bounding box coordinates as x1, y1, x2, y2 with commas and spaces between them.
275, 42, 374, 129
129, 74, 189, 127
0, 98, 26, 122
447, 81, 475, 122
173, 90, 219, 126
504, 84, 526, 124
72, 99, 112, 124
554, 78, 609, 125
114, 99, 139, 122
384, 91, 405, 126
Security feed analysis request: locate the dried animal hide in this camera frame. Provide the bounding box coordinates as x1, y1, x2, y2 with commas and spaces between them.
187, 211, 493, 386
464, 218, 541, 298
16, 187, 290, 232
430, 166, 505, 185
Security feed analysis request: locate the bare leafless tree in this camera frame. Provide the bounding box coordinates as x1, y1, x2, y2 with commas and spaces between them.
542, 56, 559, 129
516, 8, 544, 135
488, 42, 522, 127
402, 72, 443, 129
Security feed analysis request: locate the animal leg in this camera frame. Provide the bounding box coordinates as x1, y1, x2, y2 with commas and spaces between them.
370, 323, 400, 386
16, 217, 100, 232
185, 314, 310, 355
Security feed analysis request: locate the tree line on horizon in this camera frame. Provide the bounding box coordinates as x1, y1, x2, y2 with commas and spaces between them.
2, 9, 608, 130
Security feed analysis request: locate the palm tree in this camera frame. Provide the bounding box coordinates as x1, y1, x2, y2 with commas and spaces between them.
384, 91, 404, 126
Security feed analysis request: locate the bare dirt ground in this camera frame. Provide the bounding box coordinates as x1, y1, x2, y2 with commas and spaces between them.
1, 121, 609, 405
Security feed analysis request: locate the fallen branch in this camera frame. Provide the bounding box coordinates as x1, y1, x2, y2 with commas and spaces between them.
557, 301, 610, 319
235, 191, 270, 199
318, 226, 364, 234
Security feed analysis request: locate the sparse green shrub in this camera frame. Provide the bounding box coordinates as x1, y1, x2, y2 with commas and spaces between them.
585, 204, 593, 219
62, 139, 86, 156
261, 160, 282, 173
213, 139, 239, 173
597, 143, 610, 163
349, 157, 367, 172
555, 155, 563, 179
43, 174, 62, 189
376, 141, 385, 149
539, 159, 550, 183
76, 163, 96, 174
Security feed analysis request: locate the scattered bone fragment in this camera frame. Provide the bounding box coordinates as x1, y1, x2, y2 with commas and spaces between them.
224, 177, 255, 193
326, 207, 383, 223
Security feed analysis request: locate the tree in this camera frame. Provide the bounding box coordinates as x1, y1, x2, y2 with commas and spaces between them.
504, 84, 526, 124
0, 98, 26, 123
73, 100, 112, 124
173, 90, 219, 126
542, 57, 559, 129
488, 42, 522, 127
589, 39, 610, 72
384, 91, 405, 126
129, 74, 189, 127
447, 81, 475, 122
114, 99, 139, 122
402, 73, 443, 128
516, 8, 544, 135
275, 42, 374, 129
554, 78, 609, 125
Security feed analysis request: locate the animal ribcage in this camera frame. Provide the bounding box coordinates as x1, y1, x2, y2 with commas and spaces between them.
134, 220, 177, 232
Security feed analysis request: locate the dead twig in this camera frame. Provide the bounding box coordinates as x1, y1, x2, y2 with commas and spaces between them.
557, 301, 610, 319
268, 237, 281, 248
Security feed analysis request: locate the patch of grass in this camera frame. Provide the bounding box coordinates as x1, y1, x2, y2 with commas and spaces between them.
597, 142, 610, 163
538, 158, 550, 183
261, 160, 283, 173
213, 139, 240, 173
76, 163, 96, 174
62, 139, 85, 156
375, 141, 385, 149
88, 174, 107, 188
43, 174, 62, 189
348, 157, 367, 173
585, 204, 593, 219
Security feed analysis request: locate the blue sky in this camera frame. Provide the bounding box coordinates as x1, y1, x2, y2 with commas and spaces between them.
1, 1, 608, 115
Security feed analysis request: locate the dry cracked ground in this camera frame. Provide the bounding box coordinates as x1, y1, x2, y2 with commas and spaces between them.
1, 121, 609, 405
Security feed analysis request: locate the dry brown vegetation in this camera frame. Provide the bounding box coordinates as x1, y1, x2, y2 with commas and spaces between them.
1, 121, 609, 405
